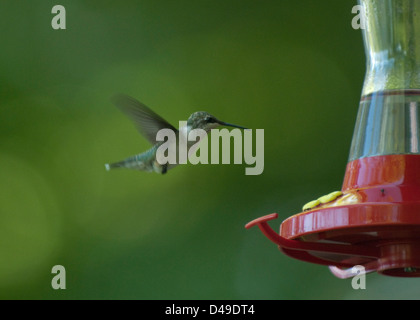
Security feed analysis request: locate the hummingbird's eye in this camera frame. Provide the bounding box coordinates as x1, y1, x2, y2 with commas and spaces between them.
206, 117, 216, 123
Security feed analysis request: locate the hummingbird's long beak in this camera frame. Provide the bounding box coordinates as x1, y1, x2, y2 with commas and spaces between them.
217, 120, 249, 130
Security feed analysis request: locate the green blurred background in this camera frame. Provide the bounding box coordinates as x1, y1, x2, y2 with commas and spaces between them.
1, 0, 420, 300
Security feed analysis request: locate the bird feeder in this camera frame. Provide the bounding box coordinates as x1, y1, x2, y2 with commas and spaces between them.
246, 0, 420, 278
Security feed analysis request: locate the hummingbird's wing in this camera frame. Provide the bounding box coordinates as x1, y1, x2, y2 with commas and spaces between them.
111, 94, 178, 145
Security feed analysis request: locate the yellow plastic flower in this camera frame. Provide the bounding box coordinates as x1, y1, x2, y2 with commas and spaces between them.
302, 199, 321, 211
317, 191, 343, 204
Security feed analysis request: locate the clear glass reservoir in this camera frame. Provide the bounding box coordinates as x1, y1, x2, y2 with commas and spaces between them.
349, 0, 420, 161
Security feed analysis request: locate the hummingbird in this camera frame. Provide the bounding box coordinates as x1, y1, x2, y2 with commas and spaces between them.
105, 94, 247, 174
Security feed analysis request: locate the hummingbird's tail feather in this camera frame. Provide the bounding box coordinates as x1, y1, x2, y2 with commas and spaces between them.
105, 152, 153, 172
105, 162, 125, 171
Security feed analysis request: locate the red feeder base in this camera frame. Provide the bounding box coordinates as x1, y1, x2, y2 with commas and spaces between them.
246, 155, 420, 278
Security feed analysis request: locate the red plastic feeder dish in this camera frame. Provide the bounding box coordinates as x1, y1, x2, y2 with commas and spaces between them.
246, 154, 420, 278
246, 0, 420, 278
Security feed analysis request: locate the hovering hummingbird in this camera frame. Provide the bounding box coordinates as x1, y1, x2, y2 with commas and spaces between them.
105, 94, 247, 174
